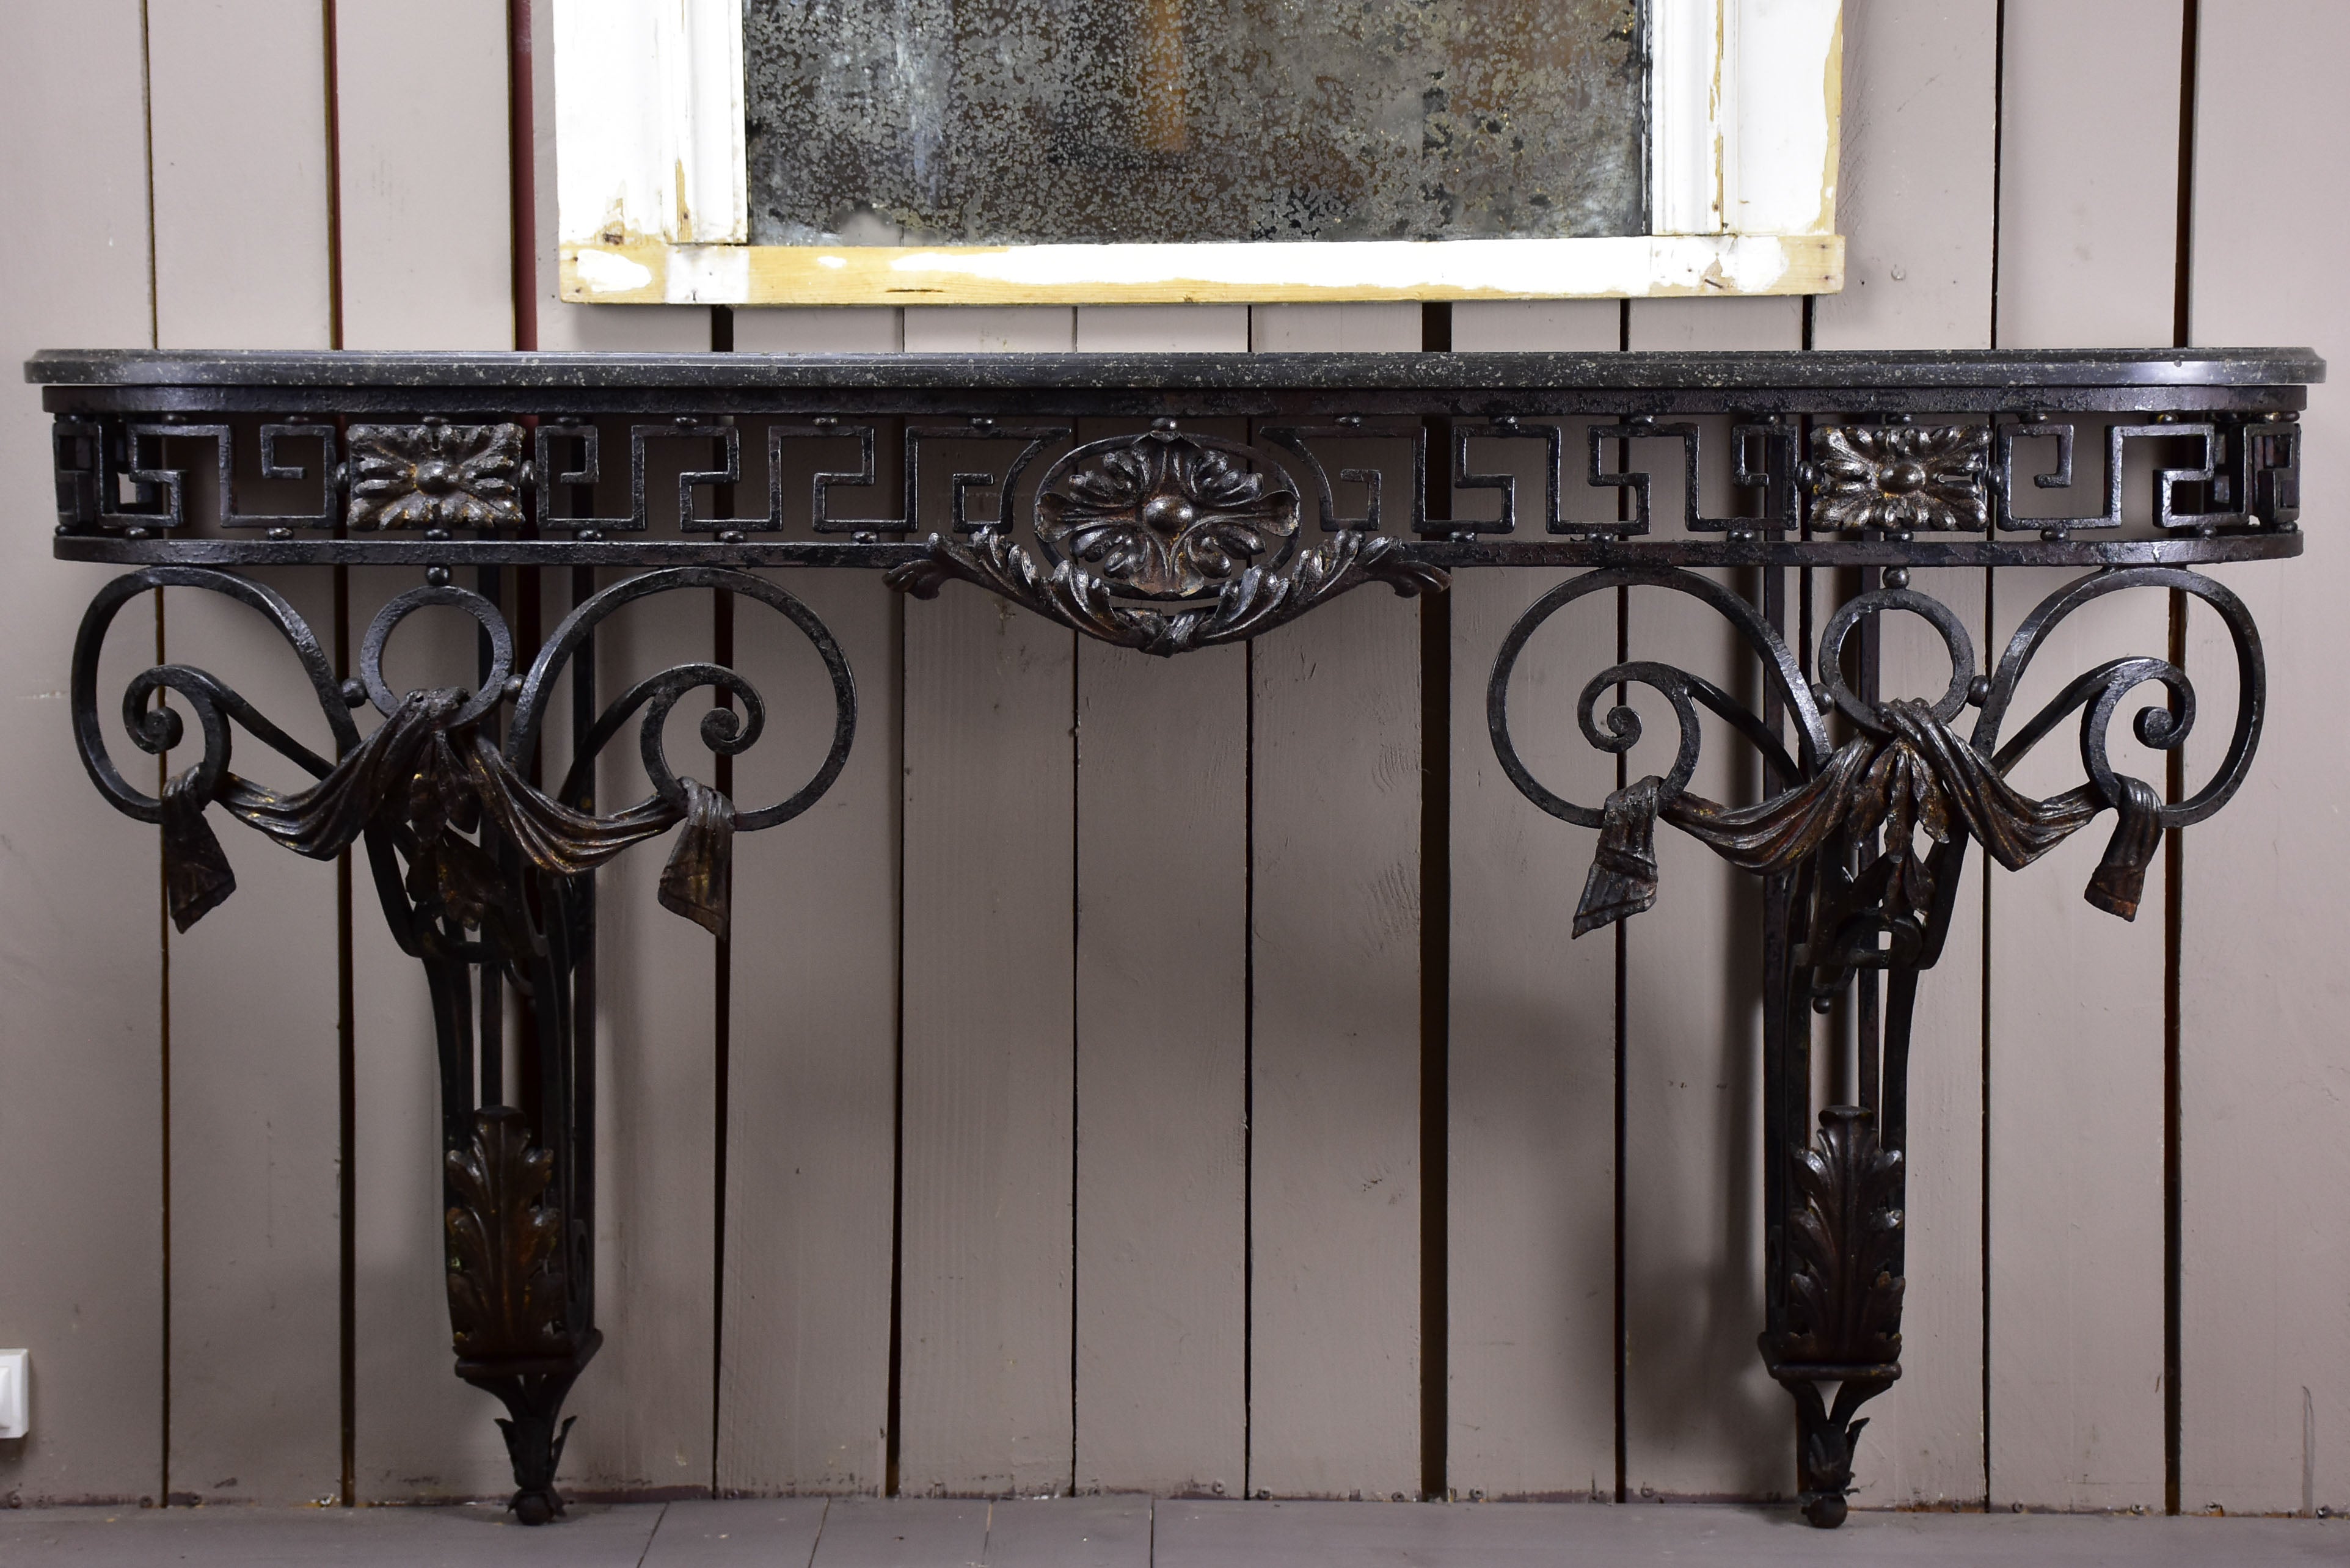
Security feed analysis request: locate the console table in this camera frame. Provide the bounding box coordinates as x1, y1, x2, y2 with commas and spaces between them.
29, 347, 2315, 1528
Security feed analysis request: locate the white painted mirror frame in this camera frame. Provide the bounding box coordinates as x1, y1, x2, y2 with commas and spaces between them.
554, 0, 1843, 307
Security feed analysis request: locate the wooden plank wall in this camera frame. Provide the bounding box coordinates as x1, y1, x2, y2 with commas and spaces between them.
1, 0, 2345, 1523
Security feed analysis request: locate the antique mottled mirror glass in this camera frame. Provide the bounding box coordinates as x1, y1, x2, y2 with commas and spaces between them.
742, 1, 1646, 247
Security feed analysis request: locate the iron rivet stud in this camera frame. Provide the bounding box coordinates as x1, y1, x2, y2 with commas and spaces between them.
1810, 682, 1834, 712
426, 566, 451, 587
268, 527, 293, 541
970, 416, 996, 432
1966, 676, 1991, 707
502, 677, 523, 700
1151, 417, 1178, 431
577, 528, 603, 541
718, 530, 746, 544
425, 528, 450, 541
125, 526, 148, 539
853, 531, 878, 544
1884, 566, 1910, 589
340, 679, 368, 708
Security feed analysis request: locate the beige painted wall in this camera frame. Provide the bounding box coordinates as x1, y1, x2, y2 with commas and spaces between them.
1, 0, 2343, 1519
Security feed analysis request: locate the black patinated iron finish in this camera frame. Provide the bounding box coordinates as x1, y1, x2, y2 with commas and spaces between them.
36, 348, 2313, 1525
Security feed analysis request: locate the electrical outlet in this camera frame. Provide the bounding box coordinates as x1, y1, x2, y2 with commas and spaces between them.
0, 1350, 26, 1439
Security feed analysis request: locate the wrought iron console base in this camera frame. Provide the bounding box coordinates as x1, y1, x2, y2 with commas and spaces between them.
32, 347, 2317, 1523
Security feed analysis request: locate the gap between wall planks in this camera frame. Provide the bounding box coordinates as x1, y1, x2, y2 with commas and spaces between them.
721, 297, 902, 1500
0, 0, 163, 1508
1985, 0, 2184, 1514
1443, 298, 1623, 1504
2180, 0, 2350, 1519
1246, 303, 1426, 1502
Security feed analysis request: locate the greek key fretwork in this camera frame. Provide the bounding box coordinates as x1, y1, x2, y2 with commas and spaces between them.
1994, 418, 2268, 533
52, 418, 338, 533
1261, 423, 1427, 536
1453, 418, 1561, 536
904, 422, 1068, 536
1588, 419, 1799, 536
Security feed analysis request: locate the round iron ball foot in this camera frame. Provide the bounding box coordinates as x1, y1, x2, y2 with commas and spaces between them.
1802, 1492, 1849, 1529
512, 1489, 559, 1526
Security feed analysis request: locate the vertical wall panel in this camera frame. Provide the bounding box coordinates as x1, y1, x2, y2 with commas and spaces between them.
334, 0, 512, 351
1245, 301, 1423, 1499
2180, 0, 2350, 1517
1076, 307, 1249, 353
1250, 306, 1415, 354
1249, 586, 1425, 1498
1619, 296, 1800, 1501
0, 0, 164, 1508
905, 310, 1074, 354
1986, 0, 2183, 1512
896, 303, 1076, 1495
147, 0, 343, 1506
716, 311, 903, 1495
1445, 299, 1622, 1500
1810, 0, 2000, 1510
572, 591, 724, 1493
1074, 643, 1249, 1496
147, 0, 335, 351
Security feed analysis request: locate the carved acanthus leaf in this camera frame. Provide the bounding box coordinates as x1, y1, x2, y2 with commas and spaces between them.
1779, 1106, 1905, 1368
445, 1107, 572, 1362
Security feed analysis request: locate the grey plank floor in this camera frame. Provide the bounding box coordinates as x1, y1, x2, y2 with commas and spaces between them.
4, 1497, 2346, 1566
